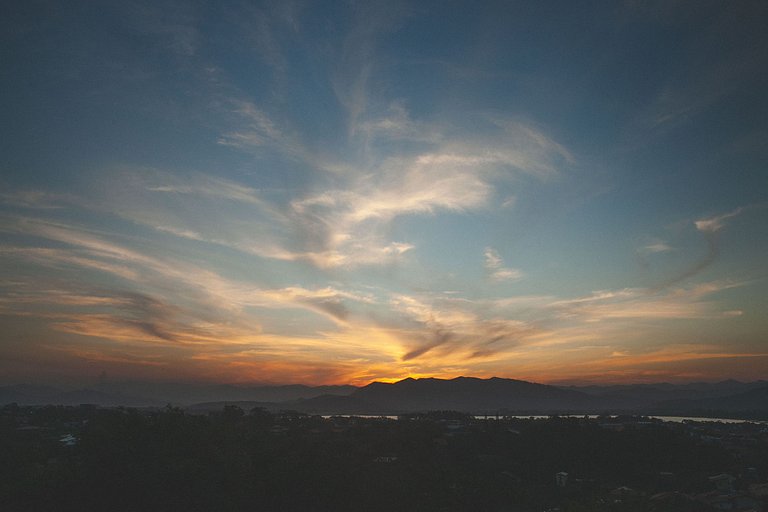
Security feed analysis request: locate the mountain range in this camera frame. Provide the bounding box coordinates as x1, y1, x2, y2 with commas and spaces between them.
0, 382, 355, 408
2, 377, 767, 419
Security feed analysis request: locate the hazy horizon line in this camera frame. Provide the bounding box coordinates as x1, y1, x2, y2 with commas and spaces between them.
3, 374, 766, 390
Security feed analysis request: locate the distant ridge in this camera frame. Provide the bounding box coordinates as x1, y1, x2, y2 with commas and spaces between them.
288, 376, 599, 415
651, 384, 768, 416
0, 382, 356, 407
3, 378, 767, 419
567, 379, 768, 409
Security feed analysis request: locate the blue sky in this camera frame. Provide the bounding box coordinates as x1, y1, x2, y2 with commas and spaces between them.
1, 1, 767, 385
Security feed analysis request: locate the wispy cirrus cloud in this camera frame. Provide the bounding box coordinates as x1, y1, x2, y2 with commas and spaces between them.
0, 220, 399, 383
0, 246, 140, 281
361, 278, 747, 373
330, 1, 408, 136
694, 206, 746, 233
358, 101, 443, 144
0, 216, 374, 325
216, 99, 304, 158
545, 280, 745, 324
507, 344, 768, 385
284, 116, 571, 268
484, 247, 523, 282
33, 85, 570, 271
143, 171, 265, 205
641, 240, 673, 254
0, 210, 754, 385
627, 10, 768, 145
651, 206, 749, 290
386, 293, 535, 362
0, 190, 77, 210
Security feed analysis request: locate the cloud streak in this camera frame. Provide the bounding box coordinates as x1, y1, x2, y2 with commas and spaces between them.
284, 116, 570, 268
0, 211, 755, 384
484, 247, 523, 282
653, 207, 747, 290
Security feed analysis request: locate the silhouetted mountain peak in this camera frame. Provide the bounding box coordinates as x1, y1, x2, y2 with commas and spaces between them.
328, 376, 598, 414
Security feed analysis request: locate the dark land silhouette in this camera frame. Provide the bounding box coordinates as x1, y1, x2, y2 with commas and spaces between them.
3, 404, 768, 511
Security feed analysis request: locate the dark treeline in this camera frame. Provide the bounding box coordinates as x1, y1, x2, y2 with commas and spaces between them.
2, 404, 766, 511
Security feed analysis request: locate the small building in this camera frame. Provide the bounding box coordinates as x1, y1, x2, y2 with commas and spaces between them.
697, 491, 762, 511
749, 482, 768, 498
555, 471, 569, 488
373, 456, 398, 463
657, 471, 676, 489
609, 486, 640, 499
742, 467, 759, 483
648, 491, 699, 512
59, 434, 77, 447
709, 473, 736, 492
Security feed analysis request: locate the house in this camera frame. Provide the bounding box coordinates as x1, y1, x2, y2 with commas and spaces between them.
373, 456, 398, 463
59, 434, 77, 446
648, 491, 700, 512
609, 486, 640, 499
749, 482, 768, 498
709, 473, 737, 492
696, 491, 762, 511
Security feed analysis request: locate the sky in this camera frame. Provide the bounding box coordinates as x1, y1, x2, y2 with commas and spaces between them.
1, 1, 767, 387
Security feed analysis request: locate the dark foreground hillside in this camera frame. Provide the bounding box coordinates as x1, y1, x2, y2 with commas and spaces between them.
2, 404, 768, 512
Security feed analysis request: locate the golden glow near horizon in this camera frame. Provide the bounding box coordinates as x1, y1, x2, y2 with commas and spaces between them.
1, 2, 767, 386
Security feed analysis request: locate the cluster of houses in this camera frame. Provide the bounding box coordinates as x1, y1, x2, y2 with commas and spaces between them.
550, 416, 768, 512
553, 470, 767, 511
